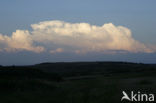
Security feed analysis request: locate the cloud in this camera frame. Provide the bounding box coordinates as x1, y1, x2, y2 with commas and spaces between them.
0, 30, 44, 53
50, 48, 64, 54
0, 20, 155, 53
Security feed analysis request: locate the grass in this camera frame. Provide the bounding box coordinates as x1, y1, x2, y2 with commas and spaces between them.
137, 79, 153, 85
0, 74, 156, 103
0, 62, 156, 103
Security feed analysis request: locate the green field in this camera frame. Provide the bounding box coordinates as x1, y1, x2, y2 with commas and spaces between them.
0, 62, 156, 103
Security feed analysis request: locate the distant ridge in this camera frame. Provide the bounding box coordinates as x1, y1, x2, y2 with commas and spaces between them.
36, 61, 144, 65
1, 61, 156, 78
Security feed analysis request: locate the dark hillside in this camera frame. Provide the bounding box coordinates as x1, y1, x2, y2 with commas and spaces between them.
0, 62, 156, 103
33, 62, 156, 76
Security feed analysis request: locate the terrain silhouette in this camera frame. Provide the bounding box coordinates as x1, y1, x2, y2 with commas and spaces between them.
0, 62, 156, 103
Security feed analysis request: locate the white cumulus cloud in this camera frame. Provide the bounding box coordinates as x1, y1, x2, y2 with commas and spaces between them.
0, 30, 44, 53
0, 20, 155, 53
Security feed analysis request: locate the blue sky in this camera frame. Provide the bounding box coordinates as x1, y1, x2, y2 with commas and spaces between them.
0, 0, 156, 65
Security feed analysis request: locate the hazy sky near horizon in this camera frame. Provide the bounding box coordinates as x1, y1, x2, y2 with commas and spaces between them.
0, 0, 156, 65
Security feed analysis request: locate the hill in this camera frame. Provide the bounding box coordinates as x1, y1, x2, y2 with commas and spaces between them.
0, 62, 156, 103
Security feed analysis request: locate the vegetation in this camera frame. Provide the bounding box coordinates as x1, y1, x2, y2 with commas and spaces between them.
0, 62, 156, 103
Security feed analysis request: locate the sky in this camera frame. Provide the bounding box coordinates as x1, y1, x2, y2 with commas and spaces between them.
0, 0, 156, 65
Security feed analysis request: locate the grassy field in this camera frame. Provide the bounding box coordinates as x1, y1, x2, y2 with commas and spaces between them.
0, 62, 156, 103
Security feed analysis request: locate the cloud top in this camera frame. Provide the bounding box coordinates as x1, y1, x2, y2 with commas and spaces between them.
0, 20, 155, 53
